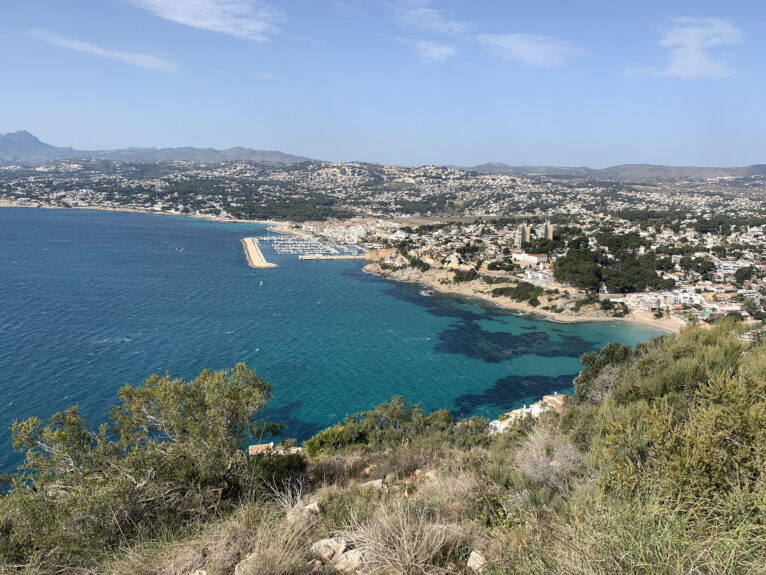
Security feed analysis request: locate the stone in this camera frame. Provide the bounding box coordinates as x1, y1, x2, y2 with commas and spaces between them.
233, 559, 249, 575
361, 478, 385, 490
467, 550, 487, 572
311, 538, 346, 563
334, 549, 365, 574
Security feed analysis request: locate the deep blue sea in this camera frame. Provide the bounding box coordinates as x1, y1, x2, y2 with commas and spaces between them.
0, 208, 663, 469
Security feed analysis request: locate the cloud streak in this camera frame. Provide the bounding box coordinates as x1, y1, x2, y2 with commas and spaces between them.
127, 0, 283, 41
394, 0, 469, 36
397, 38, 456, 62
477, 33, 584, 68
646, 17, 743, 79
30, 29, 176, 71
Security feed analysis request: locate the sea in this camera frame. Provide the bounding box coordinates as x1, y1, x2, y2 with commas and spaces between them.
0, 208, 663, 469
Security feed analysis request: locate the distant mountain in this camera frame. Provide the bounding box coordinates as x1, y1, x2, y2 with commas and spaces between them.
467, 162, 766, 179
3, 131, 764, 178
0, 131, 312, 166
0, 130, 78, 166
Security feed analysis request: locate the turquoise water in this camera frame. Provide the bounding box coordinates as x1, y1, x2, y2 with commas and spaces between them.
0, 208, 663, 468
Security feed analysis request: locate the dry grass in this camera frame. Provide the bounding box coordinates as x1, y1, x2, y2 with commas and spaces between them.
412, 470, 480, 521
340, 499, 466, 575
103, 503, 313, 575
515, 425, 584, 494
234, 516, 312, 575
265, 475, 307, 514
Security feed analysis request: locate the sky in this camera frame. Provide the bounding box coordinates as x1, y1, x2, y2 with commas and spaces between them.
1, 0, 765, 167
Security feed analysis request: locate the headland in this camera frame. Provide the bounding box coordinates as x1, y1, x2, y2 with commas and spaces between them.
363, 261, 682, 334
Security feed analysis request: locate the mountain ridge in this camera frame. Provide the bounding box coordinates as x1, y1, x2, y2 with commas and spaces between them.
2, 131, 764, 179
466, 161, 766, 179
0, 130, 312, 166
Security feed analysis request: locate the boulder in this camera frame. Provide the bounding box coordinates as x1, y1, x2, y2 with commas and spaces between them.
467, 550, 487, 572
311, 538, 346, 564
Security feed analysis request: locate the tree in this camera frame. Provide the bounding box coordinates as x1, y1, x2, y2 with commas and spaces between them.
734, 266, 754, 284
0, 364, 286, 567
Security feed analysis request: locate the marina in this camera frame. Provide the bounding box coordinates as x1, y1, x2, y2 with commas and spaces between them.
247, 235, 366, 260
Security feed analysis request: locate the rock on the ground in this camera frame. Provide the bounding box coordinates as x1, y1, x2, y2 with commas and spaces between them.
467, 550, 487, 572
311, 537, 346, 563
334, 549, 365, 574
361, 478, 385, 490
287, 500, 322, 522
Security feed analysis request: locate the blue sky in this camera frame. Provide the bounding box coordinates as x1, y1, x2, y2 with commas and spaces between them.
1, 0, 764, 167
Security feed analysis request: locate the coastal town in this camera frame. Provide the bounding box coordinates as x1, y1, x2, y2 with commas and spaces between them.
2, 158, 765, 332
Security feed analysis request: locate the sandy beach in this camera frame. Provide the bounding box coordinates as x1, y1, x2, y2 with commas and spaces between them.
241, 238, 277, 268
364, 262, 682, 335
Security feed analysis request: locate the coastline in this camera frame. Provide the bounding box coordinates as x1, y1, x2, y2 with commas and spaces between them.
0, 201, 288, 228
1, 202, 681, 334
363, 262, 681, 335
241, 238, 277, 268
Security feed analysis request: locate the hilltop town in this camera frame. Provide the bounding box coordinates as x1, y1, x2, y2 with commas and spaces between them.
2, 158, 765, 329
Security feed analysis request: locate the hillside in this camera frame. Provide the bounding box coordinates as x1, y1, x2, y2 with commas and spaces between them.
3, 131, 764, 179
469, 161, 766, 179
1, 320, 764, 574
0, 131, 312, 166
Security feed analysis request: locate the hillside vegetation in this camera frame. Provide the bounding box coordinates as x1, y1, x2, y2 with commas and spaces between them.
1, 321, 765, 574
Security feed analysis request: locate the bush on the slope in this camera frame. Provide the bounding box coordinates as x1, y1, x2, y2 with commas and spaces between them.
0, 364, 291, 569
563, 321, 766, 530
303, 397, 464, 455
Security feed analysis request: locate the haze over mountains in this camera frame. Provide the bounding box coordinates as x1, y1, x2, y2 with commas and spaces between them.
2, 130, 765, 180
0, 130, 311, 166
468, 162, 766, 179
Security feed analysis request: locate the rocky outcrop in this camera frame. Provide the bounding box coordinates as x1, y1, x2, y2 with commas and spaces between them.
310, 538, 366, 574
311, 538, 347, 563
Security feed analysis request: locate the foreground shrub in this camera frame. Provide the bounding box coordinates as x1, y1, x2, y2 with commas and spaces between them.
0, 364, 285, 569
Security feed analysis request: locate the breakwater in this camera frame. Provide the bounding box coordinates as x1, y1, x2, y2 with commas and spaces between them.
242, 237, 277, 268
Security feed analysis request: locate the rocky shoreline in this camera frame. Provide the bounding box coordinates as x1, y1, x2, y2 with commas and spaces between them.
363, 262, 682, 334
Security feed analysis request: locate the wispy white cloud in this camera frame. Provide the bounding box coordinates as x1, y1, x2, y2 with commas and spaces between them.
397, 38, 456, 62
29, 29, 176, 71
394, 0, 469, 36
127, 0, 283, 41
639, 17, 743, 79
477, 33, 584, 68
